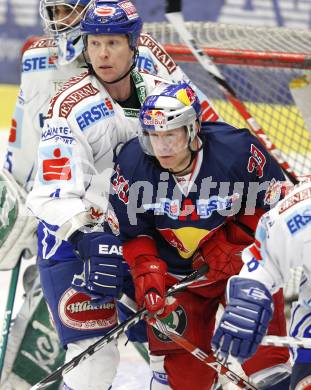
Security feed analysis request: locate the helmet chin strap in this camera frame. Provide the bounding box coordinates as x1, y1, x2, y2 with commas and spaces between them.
168, 149, 196, 176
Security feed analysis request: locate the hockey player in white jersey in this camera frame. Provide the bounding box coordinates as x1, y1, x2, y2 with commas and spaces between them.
0, 0, 220, 388
24, 1, 221, 389
4, 2, 218, 193
212, 179, 311, 389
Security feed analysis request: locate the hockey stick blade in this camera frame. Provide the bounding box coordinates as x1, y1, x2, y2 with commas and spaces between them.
165, 4, 298, 184
30, 265, 208, 390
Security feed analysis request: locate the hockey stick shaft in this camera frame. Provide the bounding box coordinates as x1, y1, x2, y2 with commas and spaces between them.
120, 295, 256, 390
30, 265, 209, 390
262, 335, 311, 349
0, 257, 22, 380
165, 2, 298, 184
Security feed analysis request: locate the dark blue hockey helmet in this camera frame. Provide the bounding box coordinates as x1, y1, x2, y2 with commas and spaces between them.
81, 0, 143, 49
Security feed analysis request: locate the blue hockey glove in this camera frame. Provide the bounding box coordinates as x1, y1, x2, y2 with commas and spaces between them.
212, 276, 273, 362
70, 231, 124, 301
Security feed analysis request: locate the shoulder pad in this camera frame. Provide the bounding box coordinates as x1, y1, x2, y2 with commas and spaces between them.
21, 37, 58, 75
20, 35, 45, 55
22, 37, 57, 59
277, 181, 311, 215
138, 33, 177, 75
46, 72, 96, 119
116, 138, 144, 174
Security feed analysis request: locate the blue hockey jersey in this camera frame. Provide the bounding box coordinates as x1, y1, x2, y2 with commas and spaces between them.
110, 122, 285, 275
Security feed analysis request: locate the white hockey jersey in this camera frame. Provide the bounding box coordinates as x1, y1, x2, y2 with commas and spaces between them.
240, 180, 311, 292
4, 34, 219, 193
27, 69, 165, 240
240, 180, 311, 359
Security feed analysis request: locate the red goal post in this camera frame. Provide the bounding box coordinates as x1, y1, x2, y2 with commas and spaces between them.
143, 21, 311, 177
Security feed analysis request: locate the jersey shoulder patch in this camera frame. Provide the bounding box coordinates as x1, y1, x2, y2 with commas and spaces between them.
27, 37, 57, 51
138, 33, 177, 75
46, 72, 98, 119
278, 182, 311, 215
22, 37, 58, 74
20, 35, 46, 54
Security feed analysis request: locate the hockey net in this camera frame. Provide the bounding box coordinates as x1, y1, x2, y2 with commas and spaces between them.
143, 21, 311, 178
143, 21, 311, 301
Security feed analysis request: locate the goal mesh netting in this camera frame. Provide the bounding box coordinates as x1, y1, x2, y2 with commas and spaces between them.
143, 22, 311, 178
143, 21, 311, 301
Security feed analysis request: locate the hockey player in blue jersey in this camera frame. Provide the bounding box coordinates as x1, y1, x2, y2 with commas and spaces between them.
109, 82, 292, 389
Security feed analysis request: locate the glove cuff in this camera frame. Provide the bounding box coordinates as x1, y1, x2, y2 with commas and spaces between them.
228, 276, 273, 310
123, 236, 158, 267
68, 229, 102, 250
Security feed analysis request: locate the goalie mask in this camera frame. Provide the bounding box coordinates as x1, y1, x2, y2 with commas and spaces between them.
39, 0, 92, 65
138, 82, 202, 157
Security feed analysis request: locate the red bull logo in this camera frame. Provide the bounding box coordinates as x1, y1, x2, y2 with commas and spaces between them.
160, 228, 190, 253
176, 87, 197, 106
264, 179, 282, 205
112, 165, 129, 204
143, 110, 166, 127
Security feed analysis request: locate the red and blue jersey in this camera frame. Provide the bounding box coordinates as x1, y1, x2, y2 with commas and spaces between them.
110, 121, 285, 275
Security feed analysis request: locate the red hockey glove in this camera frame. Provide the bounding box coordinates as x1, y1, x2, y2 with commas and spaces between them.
131, 255, 178, 318
192, 227, 245, 283
123, 237, 178, 318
